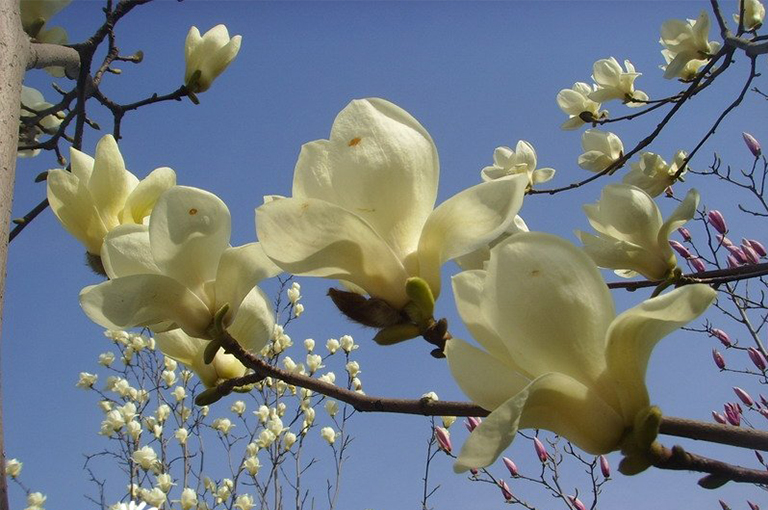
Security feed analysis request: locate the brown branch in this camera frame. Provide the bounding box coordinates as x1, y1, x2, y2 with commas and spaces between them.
26, 42, 80, 78
652, 443, 768, 486
659, 416, 768, 451
607, 262, 768, 291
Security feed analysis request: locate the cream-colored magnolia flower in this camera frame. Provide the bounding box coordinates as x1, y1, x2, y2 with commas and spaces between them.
18, 86, 62, 158
445, 233, 716, 471
660, 49, 707, 81
660, 11, 721, 79
179, 488, 197, 510
481, 141, 555, 187
256, 98, 528, 308
47, 135, 176, 255
577, 129, 624, 173
184, 25, 242, 93
576, 184, 699, 280
623, 150, 687, 197
132, 446, 158, 470
454, 215, 529, 271
556, 82, 607, 130
589, 58, 648, 107
735, 0, 766, 30
80, 186, 279, 351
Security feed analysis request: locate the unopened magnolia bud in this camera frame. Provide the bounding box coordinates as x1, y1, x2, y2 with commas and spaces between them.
465, 417, 481, 432
569, 496, 587, 510
669, 240, 692, 259
756, 450, 765, 464
677, 227, 692, 242
327, 288, 404, 328
502, 457, 519, 477
708, 210, 728, 234
688, 257, 706, 273
712, 349, 726, 370
742, 243, 761, 264
599, 455, 611, 478
727, 254, 742, 269
724, 403, 741, 426
499, 481, 513, 501
717, 234, 733, 247
533, 437, 547, 463
748, 348, 767, 371
719, 500, 731, 510
743, 132, 762, 158
712, 411, 726, 424
745, 239, 767, 257
711, 328, 732, 347
734, 387, 755, 407
747, 501, 760, 510
434, 427, 452, 453
405, 276, 435, 320
726, 245, 747, 264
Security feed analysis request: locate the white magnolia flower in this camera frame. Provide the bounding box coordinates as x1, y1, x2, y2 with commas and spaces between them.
576, 184, 699, 280
99, 352, 115, 366
256, 98, 527, 309
735, 0, 765, 30
172, 386, 186, 402
623, 150, 687, 197
339, 334, 357, 353
454, 215, 529, 271
589, 58, 648, 106
556, 82, 607, 130
156, 473, 175, 493
660, 11, 721, 79
26, 492, 46, 508
578, 129, 624, 173
234, 494, 254, 510
212, 418, 235, 435
132, 446, 158, 471
80, 186, 279, 351
76, 372, 98, 389
112, 500, 156, 510
142, 488, 166, 509
243, 456, 261, 476
18, 86, 63, 157
5, 459, 22, 478
175, 428, 188, 445
481, 141, 555, 187
184, 25, 242, 93
320, 427, 337, 444
231, 400, 246, 416
324, 400, 339, 417
179, 489, 197, 510
445, 233, 716, 471
326, 338, 340, 354
47, 135, 176, 255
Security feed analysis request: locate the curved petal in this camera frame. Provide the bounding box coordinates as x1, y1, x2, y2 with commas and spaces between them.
256, 197, 411, 307
592, 58, 621, 87
532, 167, 556, 184
656, 188, 699, 263
214, 243, 281, 315
227, 286, 275, 353
101, 224, 161, 279
149, 186, 231, 294
454, 372, 625, 472
80, 274, 212, 337
583, 184, 662, 247
605, 284, 716, 420
87, 135, 138, 230
577, 231, 671, 281
292, 98, 439, 260
155, 329, 205, 366
121, 167, 177, 224
203, 35, 242, 84
417, 174, 528, 297
46, 169, 107, 254
483, 233, 615, 388
515, 140, 537, 173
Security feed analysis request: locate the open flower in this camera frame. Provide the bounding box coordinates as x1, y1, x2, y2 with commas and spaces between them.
577, 129, 624, 173
556, 82, 607, 130
80, 186, 279, 351
445, 233, 715, 471
47, 135, 176, 256
623, 150, 687, 197
589, 58, 648, 107
18, 86, 63, 157
660, 11, 721, 80
735, 0, 765, 31
184, 25, 242, 93
576, 184, 699, 280
480, 141, 555, 187
256, 98, 528, 309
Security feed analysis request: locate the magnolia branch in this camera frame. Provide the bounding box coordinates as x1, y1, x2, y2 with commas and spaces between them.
607, 262, 768, 291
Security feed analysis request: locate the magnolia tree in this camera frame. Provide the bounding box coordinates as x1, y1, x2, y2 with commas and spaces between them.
3, 0, 768, 509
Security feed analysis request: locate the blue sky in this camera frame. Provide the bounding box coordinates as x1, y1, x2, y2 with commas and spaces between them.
8, 1, 768, 509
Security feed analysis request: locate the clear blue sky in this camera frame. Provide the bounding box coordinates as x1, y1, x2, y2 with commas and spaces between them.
8, 1, 768, 509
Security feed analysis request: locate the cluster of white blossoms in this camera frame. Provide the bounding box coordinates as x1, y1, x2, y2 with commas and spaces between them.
17, 86, 63, 158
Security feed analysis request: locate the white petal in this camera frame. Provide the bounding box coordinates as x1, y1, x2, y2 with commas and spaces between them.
155, 329, 205, 366
532, 167, 556, 184
226, 287, 275, 353
577, 231, 670, 281
656, 188, 699, 262
46, 169, 107, 254
583, 184, 662, 247
515, 140, 537, 172
87, 135, 138, 230
214, 243, 281, 316
101, 224, 160, 279
121, 167, 177, 224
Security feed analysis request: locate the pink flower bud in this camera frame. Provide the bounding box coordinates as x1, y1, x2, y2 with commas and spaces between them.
747, 501, 760, 510
498, 480, 513, 501
742, 243, 761, 264
599, 455, 610, 478
760, 408, 768, 420
745, 239, 767, 257
502, 457, 519, 477
749, 348, 767, 371
434, 427, 452, 453
726, 245, 747, 264
712, 411, 727, 424
533, 437, 548, 463
761, 394, 768, 407
727, 254, 743, 269
708, 210, 728, 234
724, 403, 741, 426
569, 496, 587, 510
717, 234, 733, 247
688, 257, 707, 273
669, 240, 692, 259
756, 450, 765, 464
734, 387, 755, 407
711, 328, 732, 347
719, 500, 731, 510
465, 417, 481, 432
743, 132, 762, 158
678, 227, 692, 242
712, 349, 726, 370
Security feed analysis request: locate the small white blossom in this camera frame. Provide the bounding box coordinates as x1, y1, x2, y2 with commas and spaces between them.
326, 338, 340, 354
98, 352, 115, 366
293, 303, 305, 317
126, 420, 142, 441
161, 370, 177, 387
234, 494, 255, 510
557, 82, 606, 130
304, 338, 315, 352
76, 372, 98, 389
320, 427, 337, 445
255, 405, 269, 423
120, 402, 137, 422
172, 386, 186, 402
306, 354, 323, 373
5, 459, 22, 478
212, 418, 235, 435
156, 473, 175, 493
246, 442, 259, 456
164, 357, 178, 371
98, 400, 112, 413
156, 405, 171, 423
287, 282, 301, 305
421, 392, 439, 401
318, 372, 336, 385
142, 487, 166, 508
104, 410, 125, 431
179, 488, 197, 510
132, 446, 158, 471
340, 335, 358, 353
175, 428, 189, 445
324, 400, 339, 417
578, 129, 624, 173
27, 493, 46, 508
283, 431, 297, 450
442, 416, 457, 428
243, 456, 261, 476
345, 361, 360, 378
257, 429, 277, 448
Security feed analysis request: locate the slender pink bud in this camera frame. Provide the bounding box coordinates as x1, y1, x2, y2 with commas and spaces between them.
708, 210, 728, 234
743, 132, 762, 158
499, 481, 513, 501
747, 501, 760, 510
465, 417, 481, 432
599, 455, 610, 478
734, 387, 755, 407
533, 437, 548, 463
742, 243, 761, 264
726, 245, 747, 264
719, 500, 731, 510
749, 348, 767, 371
678, 227, 692, 242
727, 254, 742, 269
502, 457, 519, 477
745, 239, 767, 257
736, 402, 744, 414
569, 496, 587, 510
717, 234, 733, 247
434, 427, 452, 453
724, 403, 741, 426
760, 408, 768, 420
711, 328, 732, 347
756, 450, 765, 464
669, 240, 692, 259
712, 349, 726, 370
712, 411, 727, 424
688, 257, 707, 273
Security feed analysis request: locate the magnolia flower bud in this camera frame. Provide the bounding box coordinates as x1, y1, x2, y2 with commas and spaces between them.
5, 459, 22, 478
175, 428, 188, 445
708, 210, 728, 234
727, 245, 748, 264
340, 335, 357, 353
533, 437, 548, 463
727, 254, 742, 269
304, 338, 315, 352
180, 488, 197, 510
688, 257, 707, 273
465, 417, 481, 432
27, 493, 46, 508
499, 481, 513, 501
599, 455, 611, 478
745, 239, 767, 257
184, 25, 242, 93
724, 403, 741, 426
243, 456, 261, 476
502, 457, 519, 477
569, 496, 587, 510
231, 401, 246, 416
712, 349, 726, 370
749, 348, 767, 371
712, 411, 727, 424
156, 473, 175, 493
441, 416, 457, 428
76, 372, 98, 389
734, 387, 755, 407
283, 431, 297, 450
711, 328, 732, 347
434, 427, 452, 453
743, 132, 762, 158
320, 427, 337, 445
326, 338, 340, 354
742, 243, 761, 264
669, 240, 692, 259
678, 227, 692, 242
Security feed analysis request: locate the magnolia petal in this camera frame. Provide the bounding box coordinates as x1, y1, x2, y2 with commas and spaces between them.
214, 243, 281, 316
121, 167, 177, 224
556, 89, 586, 114
227, 286, 275, 353
444, 338, 530, 411
87, 135, 139, 230
605, 284, 716, 420
656, 188, 699, 263
532, 167, 556, 184
454, 372, 625, 472
515, 141, 537, 172
101, 224, 161, 279
292, 98, 439, 260
149, 186, 231, 293
203, 35, 242, 84
453, 216, 529, 271
577, 230, 670, 281
417, 174, 528, 297
560, 117, 585, 131
483, 233, 615, 387
583, 184, 663, 247
256, 197, 411, 307
155, 329, 204, 367
69, 147, 95, 183
46, 169, 107, 254
80, 274, 212, 337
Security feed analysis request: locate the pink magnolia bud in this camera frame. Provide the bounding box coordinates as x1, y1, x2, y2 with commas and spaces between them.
708, 210, 728, 234
434, 427, 452, 453
761, 394, 768, 407
760, 408, 768, 420
748, 348, 767, 371
688, 257, 707, 273
717, 234, 733, 247
711, 328, 732, 347
712, 349, 726, 370
719, 500, 731, 510
726, 245, 747, 264
533, 437, 548, 463
747, 501, 760, 510
502, 457, 519, 477
743, 132, 762, 158
756, 450, 765, 464
669, 240, 692, 259
745, 239, 767, 257
465, 417, 481, 432
734, 387, 755, 407
499, 481, 513, 501
678, 227, 692, 242
569, 496, 587, 510
599, 455, 610, 478
742, 243, 761, 264
724, 403, 741, 426
727, 254, 743, 269
712, 411, 727, 424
